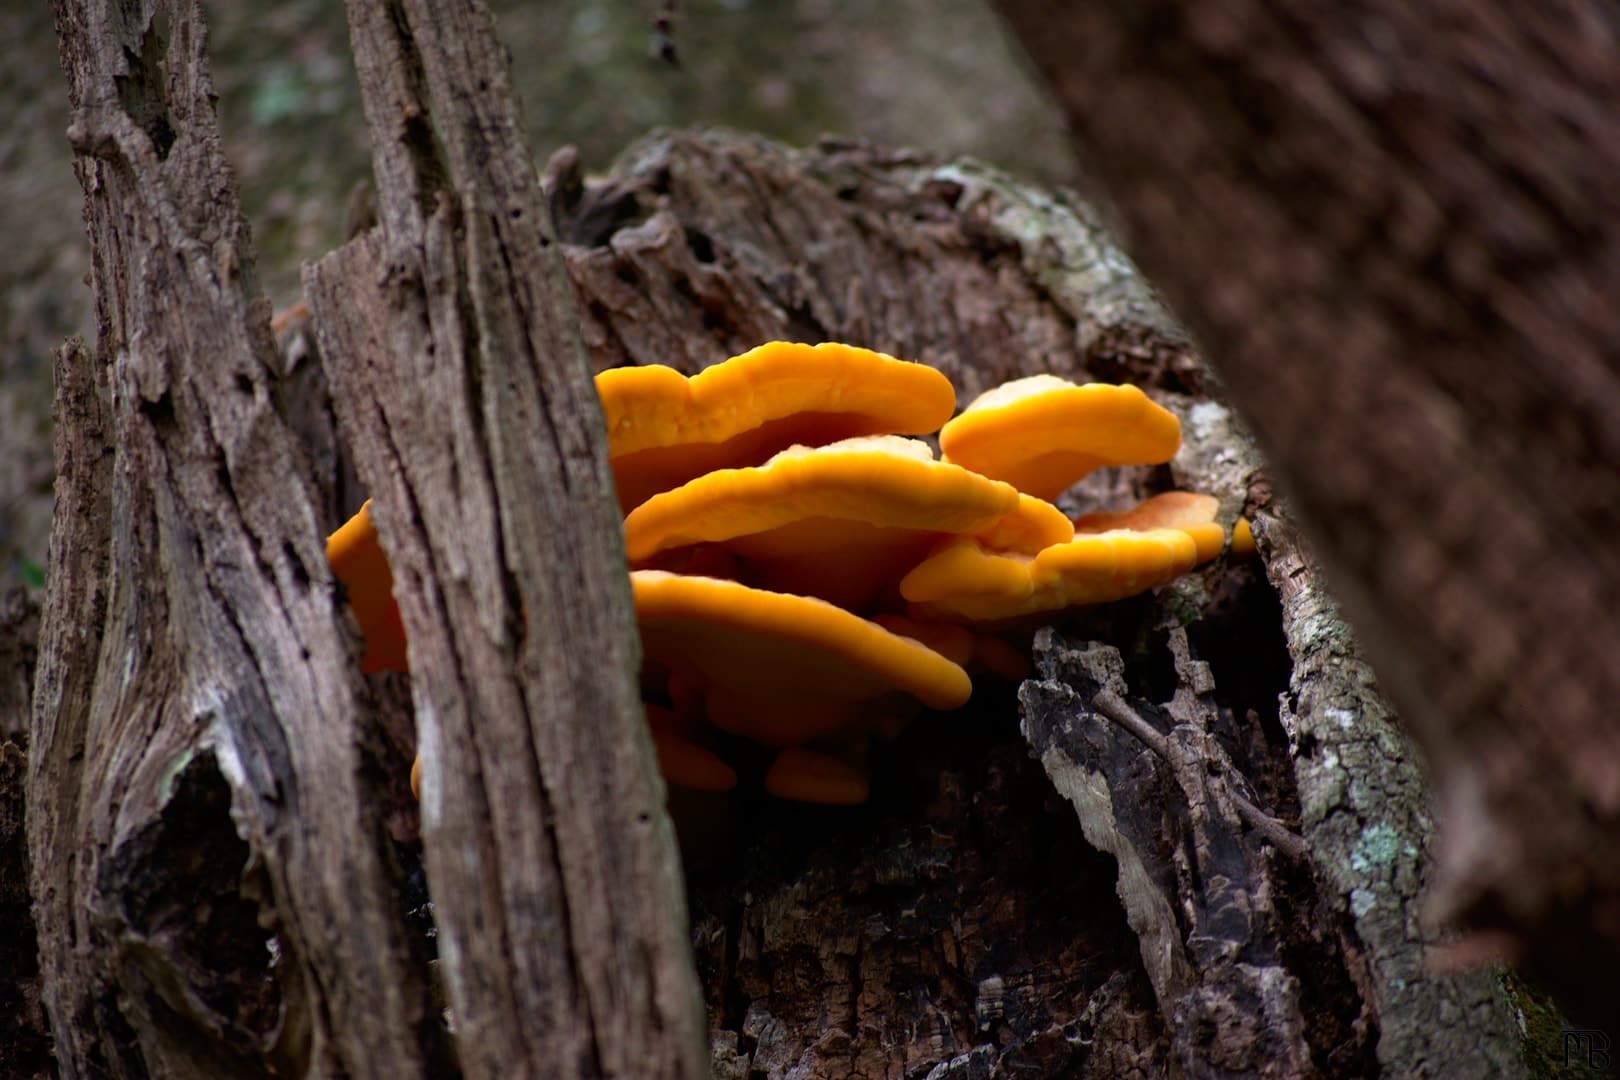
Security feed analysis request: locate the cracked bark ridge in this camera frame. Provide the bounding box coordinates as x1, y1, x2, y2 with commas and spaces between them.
305, 1, 707, 1077
39, 2, 441, 1075
992, 0, 1620, 1022
1020, 628, 1319, 1078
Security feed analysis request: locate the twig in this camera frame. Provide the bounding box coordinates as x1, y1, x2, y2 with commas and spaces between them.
1091, 689, 1310, 861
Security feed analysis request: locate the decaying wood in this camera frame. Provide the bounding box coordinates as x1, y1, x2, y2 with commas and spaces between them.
41, 0, 699, 1075
1021, 629, 1317, 1077
544, 130, 1529, 1075
304, 0, 707, 1077
992, 0, 1620, 1024
39, 0, 444, 1073
1252, 502, 1524, 1076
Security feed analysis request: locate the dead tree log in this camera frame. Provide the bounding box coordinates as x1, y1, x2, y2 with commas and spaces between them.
541, 131, 1530, 1077
992, 0, 1620, 1026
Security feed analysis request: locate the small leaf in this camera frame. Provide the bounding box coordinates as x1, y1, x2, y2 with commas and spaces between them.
17, 558, 45, 590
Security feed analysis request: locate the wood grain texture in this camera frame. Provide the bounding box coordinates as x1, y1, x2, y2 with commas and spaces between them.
307, 1, 708, 1076
39, 2, 437, 1075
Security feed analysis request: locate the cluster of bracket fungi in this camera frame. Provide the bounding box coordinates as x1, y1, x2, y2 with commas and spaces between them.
325, 342, 1231, 806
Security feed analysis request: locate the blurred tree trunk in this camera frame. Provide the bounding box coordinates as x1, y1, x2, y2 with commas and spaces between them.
993, 0, 1620, 1029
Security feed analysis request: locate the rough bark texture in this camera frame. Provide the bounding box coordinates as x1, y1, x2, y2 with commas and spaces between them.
303, 1, 711, 1076
1021, 630, 1318, 1077
39, 1, 443, 1074
992, 0, 1620, 1026
1251, 500, 1524, 1076
36, 0, 701, 1076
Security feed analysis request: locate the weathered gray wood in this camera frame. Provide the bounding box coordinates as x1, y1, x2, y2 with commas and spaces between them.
39, 2, 436, 1075
305, 1, 707, 1076
993, 0, 1620, 1022
1021, 630, 1318, 1078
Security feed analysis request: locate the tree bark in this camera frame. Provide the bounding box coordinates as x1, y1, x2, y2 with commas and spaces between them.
991, 0, 1620, 1027
304, 1, 709, 1076
35, 0, 703, 1076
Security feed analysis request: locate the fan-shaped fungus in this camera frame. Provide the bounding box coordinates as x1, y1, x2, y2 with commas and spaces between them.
325, 500, 408, 674
599, 340, 958, 512
939, 375, 1182, 500
623, 436, 1073, 609
764, 747, 871, 806
337, 342, 1234, 810
1073, 491, 1225, 563
633, 570, 972, 752
900, 491, 1225, 622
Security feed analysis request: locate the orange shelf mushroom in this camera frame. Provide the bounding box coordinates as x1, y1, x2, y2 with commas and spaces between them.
900, 491, 1225, 622
633, 570, 972, 758
645, 703, 738, 792
333, 341, 1236, 811
598, 340, 958, 512
326, 500, 408, 674
764, 747, 871, 806
1072, 491, 1226, 563
939, 374, 1182, 500
623, 436, 1073, 610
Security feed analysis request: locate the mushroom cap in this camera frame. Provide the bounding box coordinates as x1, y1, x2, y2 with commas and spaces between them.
939, 375, 1182, 500
326, 500, 408, 674
870, 613, 977, 667
632, 570, 972, 712
1073, 491, 1226, 563
1230, 516, 1257, 558
899, 491, 1224, 622
645, 704, 739, 792
624, 436, 1073, 609
598, 341, 958, 512
764, 747, 871, 805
